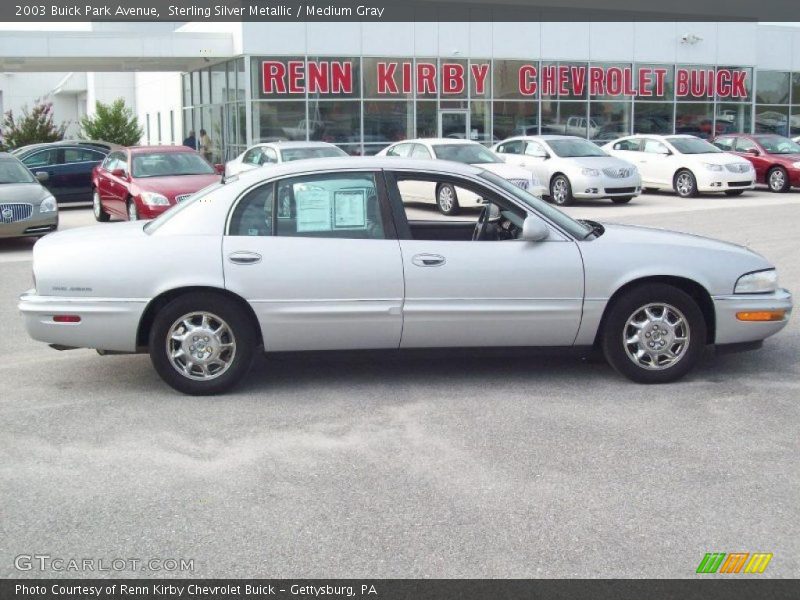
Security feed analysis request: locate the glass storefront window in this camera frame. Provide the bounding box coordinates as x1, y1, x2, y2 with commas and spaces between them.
492, 100, 537, 139
791, 106, 800, 137
755, 105, 789, 136
439, 58, 468, 99
541, 101, 588, 136
236, 58, 246, 102
182, 74, 191, 109
210, 62, 227, 105
715, 103, 751, 135
717, 66, 752, 102
415, 58, 437, 100
470, 100, 492, 144
200, 68, 211, 105
308, 100, 361, 144
634, 102, 673, 134
756, 71, 790, 104
226, 61, 237, 102
416, 101, 437, 137
182, 108, 194, 145
363, 57, 413, 98
635, 64, 674, 101
675, 103, 715, 139
363, 100, 413, 144
793, 74, 800, 104
494, 60, 537, 100
590, 101, 631, 142
253, 101, 306, 142
191, 71, 201, 106
470, 60, 491, 99
236, 103, 247, 145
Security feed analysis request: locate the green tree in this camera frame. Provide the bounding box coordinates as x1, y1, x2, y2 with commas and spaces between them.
79, 99, 143, 146
0, 99, 66, 151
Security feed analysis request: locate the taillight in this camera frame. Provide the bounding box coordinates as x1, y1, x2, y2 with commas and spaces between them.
53, 315, 81, 323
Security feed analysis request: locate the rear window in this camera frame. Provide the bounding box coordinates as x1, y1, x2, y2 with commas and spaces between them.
280, 146, 347, 162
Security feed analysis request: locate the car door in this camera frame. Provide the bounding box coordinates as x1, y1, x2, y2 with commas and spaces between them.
222, 169, 405, 351
60, 147, 106, 202
99, 151, 129, 217
734, 137, 768, 182
21, 148, 63, 199
639, 138, 672, 187
518, 140, 552, 184
387, 170, 585, 348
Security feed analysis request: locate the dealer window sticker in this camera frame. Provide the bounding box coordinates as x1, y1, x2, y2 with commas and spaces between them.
294, 185, 332, 232
333, 188, 368, 230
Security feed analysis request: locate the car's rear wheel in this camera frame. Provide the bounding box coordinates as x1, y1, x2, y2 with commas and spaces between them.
149, 293, 257, 395
601, 283, 706, 384
611, 196, 634, 204
674, 169, 698, 198
127, 199, 139, 221
436, 183, 460, 215
724, 190, 745, 196
767, 166, 790, 193
550, 174, 574, 206
93, 190, 109, 222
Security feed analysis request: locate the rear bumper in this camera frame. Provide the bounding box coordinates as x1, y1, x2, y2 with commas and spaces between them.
713, 288, 792, 345
18, 290, 147, 352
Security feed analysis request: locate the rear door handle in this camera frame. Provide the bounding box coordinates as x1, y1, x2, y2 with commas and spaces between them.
412, 253, 446, 267
228, 251, 262, 265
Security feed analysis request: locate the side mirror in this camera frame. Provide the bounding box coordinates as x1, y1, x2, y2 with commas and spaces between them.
520, 216, 549, 242
214, 163, 225, 174
110, 168, 126, 178
35, 171, 49, 182
747, 148, 760, 156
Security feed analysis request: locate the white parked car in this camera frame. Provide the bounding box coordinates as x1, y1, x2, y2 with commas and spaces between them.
602, 135, 755, 197
225, 141, 347, 177
377, 138, 546, 215
19, 157, 792, 395
492, 135, 642, 206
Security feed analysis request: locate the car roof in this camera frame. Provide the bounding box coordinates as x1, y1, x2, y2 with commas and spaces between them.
256, 141, 340, 149
13, 140, 119, 152
230, 156, 483, 186
127, 145, 201, 155
500, 135, 584, 142
397, 138, 483, 146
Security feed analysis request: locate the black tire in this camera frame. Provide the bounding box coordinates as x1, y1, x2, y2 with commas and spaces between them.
611, 196, 634, 204
92, 189, 110, 222
436, 183, 461, 215
149, 292, 257, 395
767, 166, 790, 193
550, 174, 574, 206
127, 198, 139, 222
601, 283, 707, 384
642, 187, 657, 194
673, 169, 698, 198
724, 190, 745, 197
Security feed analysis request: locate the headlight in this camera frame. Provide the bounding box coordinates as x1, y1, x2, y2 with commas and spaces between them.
703, 163, 723, 172
734, 269, 778, 294
581, 168, 600, 177
139, 192, 170, 206
38, 195, 57, 213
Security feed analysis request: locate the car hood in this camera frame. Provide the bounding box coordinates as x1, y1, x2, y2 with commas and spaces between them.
0, 182, 50, 205
769, 153, 800, 163
134, 174, 221, 197
684, 152, 750, 166
558, 156, 634, 169
479, 162, 532, 179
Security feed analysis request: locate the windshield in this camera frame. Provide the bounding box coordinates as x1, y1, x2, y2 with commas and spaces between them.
754, 136, 800, 154
479, 171, 592, 239
432, 144, 502, 164
0, 158, 35, 184
280, 146, 347, 162
547, 139, 608, 158
132, 152, 215, 178
667, 137, 721, 154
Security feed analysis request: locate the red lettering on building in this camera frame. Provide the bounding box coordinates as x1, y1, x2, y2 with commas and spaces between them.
330, 62, 352, 94
307, 61, 329, 94
377, 62, 398, 94
416, 62, 437, 94
262, 61, 287, 94
519, 65, 537, 96
442, 63, 465, 94
470, 63, 489, 95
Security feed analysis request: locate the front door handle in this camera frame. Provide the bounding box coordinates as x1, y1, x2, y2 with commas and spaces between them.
412, 253, 446, 267
228, 251, 262, 265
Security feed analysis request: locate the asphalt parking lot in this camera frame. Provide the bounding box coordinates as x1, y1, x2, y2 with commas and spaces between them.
0, 189, 798, 578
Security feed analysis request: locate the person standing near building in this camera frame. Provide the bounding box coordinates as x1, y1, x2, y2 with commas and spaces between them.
199, 129, 213, 162
182, 130, 196, 149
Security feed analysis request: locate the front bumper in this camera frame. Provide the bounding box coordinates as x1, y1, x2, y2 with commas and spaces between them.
713, 288, 792, 345
18, 290, 148, 353
0, 212, 58, 238
695, 169, 755, 192
571, 174, 642, 199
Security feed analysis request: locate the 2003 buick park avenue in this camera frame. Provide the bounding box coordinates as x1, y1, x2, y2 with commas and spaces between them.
19, 157, 792, 395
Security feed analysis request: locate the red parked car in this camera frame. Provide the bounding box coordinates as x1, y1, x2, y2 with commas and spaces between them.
711, 133, 800, 193
91, 146, 223, 221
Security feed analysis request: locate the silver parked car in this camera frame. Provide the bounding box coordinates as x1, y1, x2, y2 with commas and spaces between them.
0, 152, 59, 238
492, 135, 642, 206
19, 157, 791, 395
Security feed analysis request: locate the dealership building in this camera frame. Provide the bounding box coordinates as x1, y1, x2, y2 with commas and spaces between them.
2, 21, 800, 161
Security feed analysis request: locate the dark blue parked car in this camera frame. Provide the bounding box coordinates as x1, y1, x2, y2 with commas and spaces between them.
11, 140, 120, 204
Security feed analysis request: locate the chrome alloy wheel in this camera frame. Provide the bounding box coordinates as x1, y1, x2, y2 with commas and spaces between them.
552, 177, 568, 204
128, 201, 138, 221
769, 169, 786, 191
675, 172, 694, 196
166, 312, 237, 381
623, 303, 690, 370
438, 185, 455, 212
93, 191, 101, 218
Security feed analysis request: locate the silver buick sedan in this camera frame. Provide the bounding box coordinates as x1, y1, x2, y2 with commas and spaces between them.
19, 157, 792, 395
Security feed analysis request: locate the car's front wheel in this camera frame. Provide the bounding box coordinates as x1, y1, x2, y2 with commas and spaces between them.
601, 283, 706, 383
550, 174, 574, 206
127, 199, 139, 221
674, 169, 698, 198
93, 190, 109, 222
767, 166, 790, 193
149, 293, 257, 395
436, 183, 460, 215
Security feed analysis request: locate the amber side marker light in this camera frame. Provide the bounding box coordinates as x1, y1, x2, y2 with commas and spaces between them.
53, 315, 81, 323
736, 310, 786, 322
